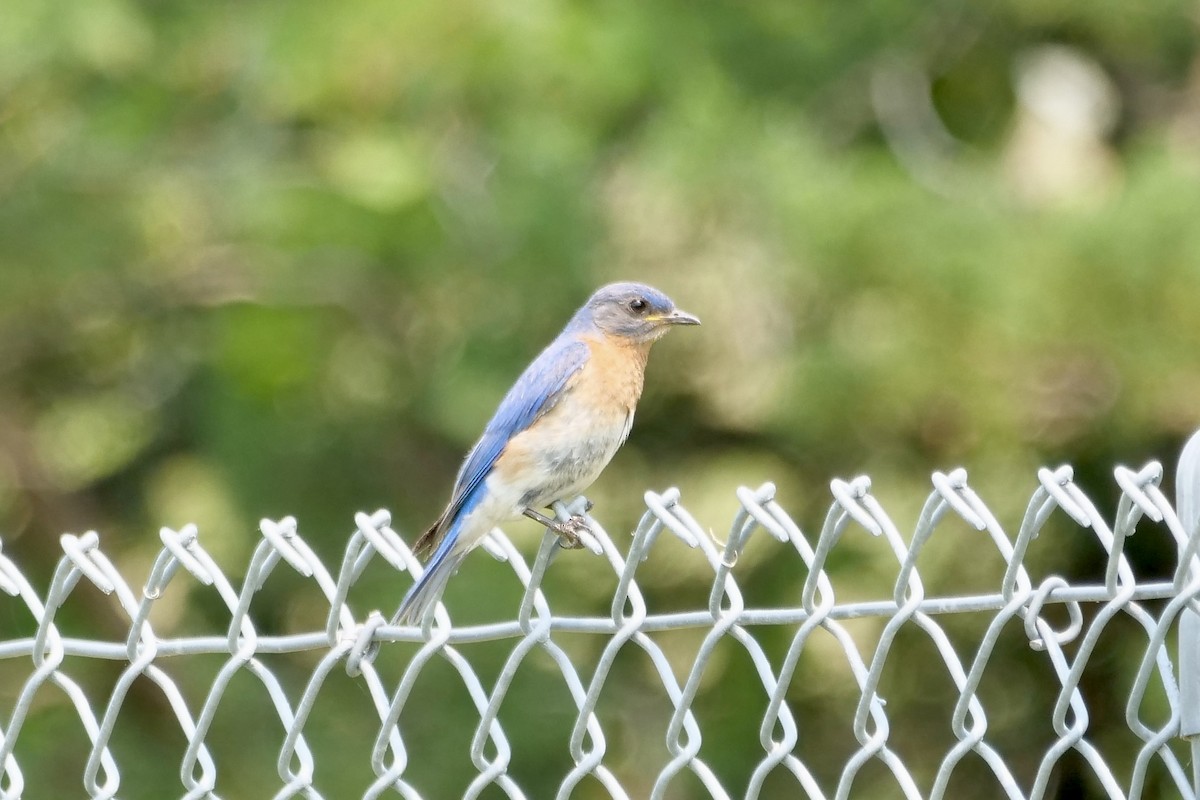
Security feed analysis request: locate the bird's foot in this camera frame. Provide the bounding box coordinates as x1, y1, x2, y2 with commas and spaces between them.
523, 506, 591, 548
556, 515, 590, 549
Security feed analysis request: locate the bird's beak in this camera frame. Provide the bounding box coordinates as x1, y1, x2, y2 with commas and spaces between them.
663, 308, 701, 326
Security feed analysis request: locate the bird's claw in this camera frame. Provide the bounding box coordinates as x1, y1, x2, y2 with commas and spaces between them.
557, 515, 590, 549
523, 505, 591, 548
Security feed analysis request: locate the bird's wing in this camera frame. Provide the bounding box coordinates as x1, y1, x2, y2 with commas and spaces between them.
413, 337, 590, 557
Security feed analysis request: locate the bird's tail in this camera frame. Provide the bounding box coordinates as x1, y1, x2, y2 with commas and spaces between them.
391, 543, 468, 626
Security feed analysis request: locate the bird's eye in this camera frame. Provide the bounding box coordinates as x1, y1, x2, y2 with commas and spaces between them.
629, 298, 648, 314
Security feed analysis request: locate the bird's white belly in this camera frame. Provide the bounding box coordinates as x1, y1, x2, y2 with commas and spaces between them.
505, 395, 634, 512
451, 416, 629, 559
447, 480, 528, 556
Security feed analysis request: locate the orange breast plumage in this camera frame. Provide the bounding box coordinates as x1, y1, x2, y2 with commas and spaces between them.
576, 333, 650, 417
490, 333, 651, 510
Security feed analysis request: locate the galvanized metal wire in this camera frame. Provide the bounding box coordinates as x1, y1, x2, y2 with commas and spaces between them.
3, 431, 1200, 799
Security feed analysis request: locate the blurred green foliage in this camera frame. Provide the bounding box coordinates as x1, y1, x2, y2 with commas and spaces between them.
2, 0, 1199, 796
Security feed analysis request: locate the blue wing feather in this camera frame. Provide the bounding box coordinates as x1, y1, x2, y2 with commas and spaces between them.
454, 337, 590, 514
412, 336, 590, 558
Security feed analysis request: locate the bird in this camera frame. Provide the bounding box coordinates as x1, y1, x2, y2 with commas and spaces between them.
391, 281, 699, 625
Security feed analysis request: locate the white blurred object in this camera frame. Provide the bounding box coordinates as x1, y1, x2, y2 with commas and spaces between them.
1004, 45, 1122, 206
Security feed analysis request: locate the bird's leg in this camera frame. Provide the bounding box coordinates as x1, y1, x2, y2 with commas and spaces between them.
523, 507, 589, 549
523, 507, 561, 530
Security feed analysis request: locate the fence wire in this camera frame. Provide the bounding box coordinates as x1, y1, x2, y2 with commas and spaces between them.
3, 432, 1200, 800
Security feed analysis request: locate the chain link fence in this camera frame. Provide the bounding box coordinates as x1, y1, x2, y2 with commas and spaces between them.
3, 431, 1200, 799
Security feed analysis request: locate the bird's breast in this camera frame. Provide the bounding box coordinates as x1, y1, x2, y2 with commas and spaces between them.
493, 335, 651, 508
576, 334, 650, 413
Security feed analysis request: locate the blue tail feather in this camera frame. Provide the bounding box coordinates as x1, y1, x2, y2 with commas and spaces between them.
393, 478, 489, 626
391, 533, 468, 625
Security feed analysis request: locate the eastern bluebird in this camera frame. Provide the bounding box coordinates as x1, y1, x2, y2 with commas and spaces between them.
391, 282, 699, 625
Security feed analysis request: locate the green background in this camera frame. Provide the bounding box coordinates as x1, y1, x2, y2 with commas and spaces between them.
1, 0, 1198, 796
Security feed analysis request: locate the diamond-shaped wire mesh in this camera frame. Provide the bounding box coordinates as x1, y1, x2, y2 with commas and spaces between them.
3, 431, 1200, 799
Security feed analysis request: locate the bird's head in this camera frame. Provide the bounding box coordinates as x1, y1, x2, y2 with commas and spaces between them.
574, 282, 700, 343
